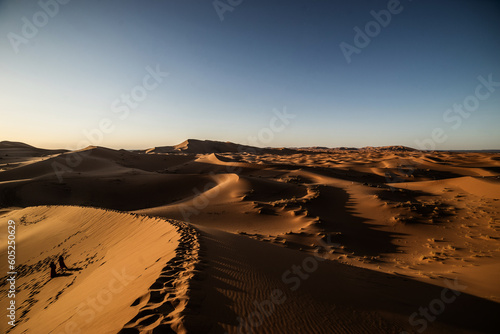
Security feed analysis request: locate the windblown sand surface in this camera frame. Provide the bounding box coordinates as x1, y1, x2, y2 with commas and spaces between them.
1, 140, 499, 333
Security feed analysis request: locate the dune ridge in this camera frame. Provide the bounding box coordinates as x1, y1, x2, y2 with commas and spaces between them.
119, 219, 208, 334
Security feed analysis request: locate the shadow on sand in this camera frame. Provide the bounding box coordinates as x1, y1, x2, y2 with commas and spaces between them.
198, 228, 500, 333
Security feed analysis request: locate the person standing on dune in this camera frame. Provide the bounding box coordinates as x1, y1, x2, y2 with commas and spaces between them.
58, 255, 69, 271
50, 262, 57, 278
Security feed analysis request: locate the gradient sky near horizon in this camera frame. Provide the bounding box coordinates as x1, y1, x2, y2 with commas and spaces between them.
1, 0, 499, 150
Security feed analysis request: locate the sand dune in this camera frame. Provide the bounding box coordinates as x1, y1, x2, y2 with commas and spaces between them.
0, 141, 68, 174
0, 141, 67, 157
1, 141, 499, 333
196, 226, 500, 333
0, 206, 200, 333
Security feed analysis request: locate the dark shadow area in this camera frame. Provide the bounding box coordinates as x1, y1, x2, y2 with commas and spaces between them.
376, 187, 457, 225
195, 232, 248, 333
240, 175, 309, 202
376, 187, 434, 202
304, 185, 403, 257
51, 272, 73, 278
0, 173, 217, 211
482, 166, 500, 174
198, 229, 500, 333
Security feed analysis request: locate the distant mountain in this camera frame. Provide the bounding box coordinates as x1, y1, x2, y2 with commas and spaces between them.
296, 146, 359, 152
360, 145, 417, 152
3, 140, 496, 157
0, 141, 67, 157
0, 141, 38, 149
144, 139, 298, 155
143, 140, 423, 155
295, 145, 418, 152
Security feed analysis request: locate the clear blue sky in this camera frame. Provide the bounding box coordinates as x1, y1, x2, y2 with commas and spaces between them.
1, 0, 499, 149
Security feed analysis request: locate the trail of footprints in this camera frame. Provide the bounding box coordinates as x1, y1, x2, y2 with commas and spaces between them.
119, 220, 210, 334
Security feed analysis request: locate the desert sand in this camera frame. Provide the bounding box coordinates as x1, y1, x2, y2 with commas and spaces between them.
1, 139, 499, 333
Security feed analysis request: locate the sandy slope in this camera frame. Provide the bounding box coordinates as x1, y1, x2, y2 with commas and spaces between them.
0, 206, 201, 334
195, 227, 500, 333
1, 141, 499, 333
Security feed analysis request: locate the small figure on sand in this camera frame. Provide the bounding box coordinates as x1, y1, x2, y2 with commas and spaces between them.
50, 262, 57, 278
58, 255, 69, 271
50, 255, 81, 278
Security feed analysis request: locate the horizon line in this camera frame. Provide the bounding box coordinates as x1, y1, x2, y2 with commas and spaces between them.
1, 139, 499, 153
